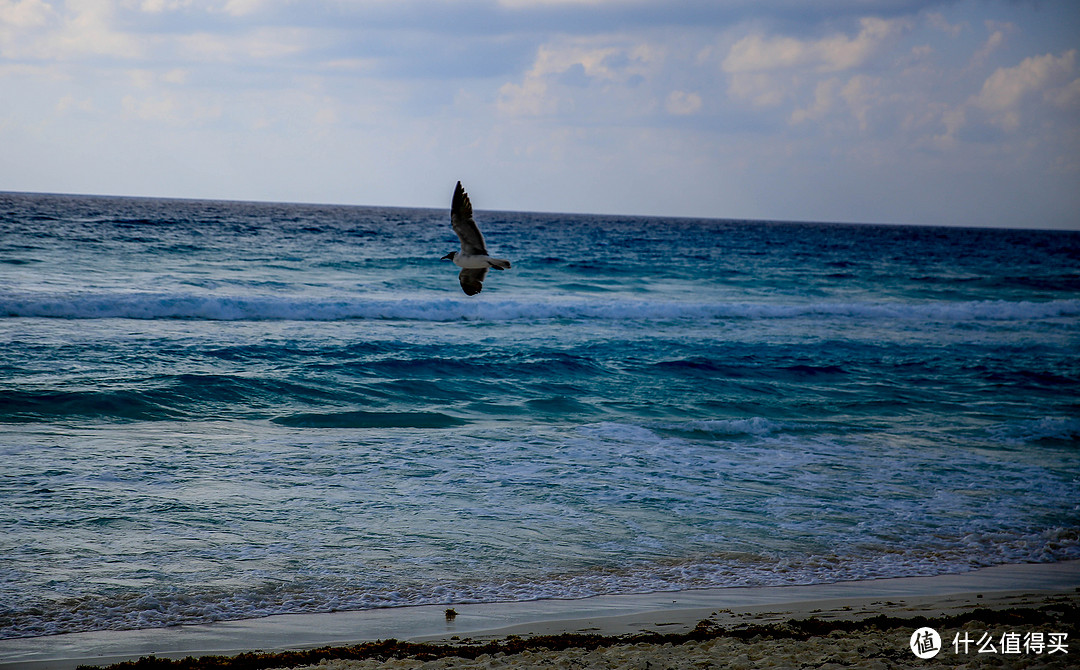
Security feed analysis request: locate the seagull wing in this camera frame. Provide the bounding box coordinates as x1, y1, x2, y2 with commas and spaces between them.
451, 181, 488, 256
458, 267, 488, 296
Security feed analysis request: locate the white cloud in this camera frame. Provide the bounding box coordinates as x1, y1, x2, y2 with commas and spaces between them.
313, 106, 337, 126
133, 0, 195, 12
127, 67, 189, 87
791, 78, 839, 124
177, 28, 310, 62
665, 90, 701, 116
722, 17, 909, 74
934, 106, 966, 149
925, 11, 965, 37
497, 36, 664, 118
975, 50, 1077, 130
977, 50, 1076, 111
971, 21, 1014, 65
0, 0, 56, 60
787, 74, 881, 131
65, 0, 145, 58
840, 74, 878, 131
121, 92, 176, 121
1048, 76, 1080, 111
722, 17, 910, 116
128, 68, 155, 88
121, 91, 222, 124
0, 0, 54, 27
220, 0, 271, 17
56, 94, 95, 114
161, 67, 189, 84
498, 76, 556, 116
1, 0, 144, 60
531, 38, 660, 82
911, 48, 1080, 147
726, 71, 791, 107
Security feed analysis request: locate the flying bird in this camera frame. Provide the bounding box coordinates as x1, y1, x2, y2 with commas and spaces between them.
442, 181, 511, 295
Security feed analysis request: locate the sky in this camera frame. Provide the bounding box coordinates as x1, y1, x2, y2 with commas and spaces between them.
1, 1, 1078, 228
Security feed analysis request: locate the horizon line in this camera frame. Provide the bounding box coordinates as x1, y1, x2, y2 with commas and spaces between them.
1, 188, 1072, 233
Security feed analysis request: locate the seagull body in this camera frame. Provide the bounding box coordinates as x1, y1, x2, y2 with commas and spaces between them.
442, 181, 511, 296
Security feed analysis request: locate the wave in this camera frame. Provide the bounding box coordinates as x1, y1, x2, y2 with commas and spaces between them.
650, 358, 847, 380
0, 387, 183, 423
658, 417, 790, 436
0, 373, 366, 424
5, 532, 1078, 640
988, 417, 1080, 446
272, 410, 467, 429
2, 291, 1079, 323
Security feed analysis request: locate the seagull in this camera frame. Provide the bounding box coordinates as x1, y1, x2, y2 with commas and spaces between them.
441, 181, 511, 296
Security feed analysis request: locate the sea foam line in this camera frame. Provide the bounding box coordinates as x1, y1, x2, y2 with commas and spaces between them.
1, 291, 1079, 322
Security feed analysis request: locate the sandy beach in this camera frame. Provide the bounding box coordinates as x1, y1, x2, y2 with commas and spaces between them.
2, 562, 1077, 670
275, 589, 1080, 670
89, 588, 1080, 670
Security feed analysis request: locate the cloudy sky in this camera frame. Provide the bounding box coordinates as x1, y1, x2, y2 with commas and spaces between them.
2, 1, 1078, 228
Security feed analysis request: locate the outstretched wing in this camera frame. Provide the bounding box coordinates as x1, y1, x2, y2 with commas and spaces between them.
458, 267, 488, 296
451, 181, 488, 256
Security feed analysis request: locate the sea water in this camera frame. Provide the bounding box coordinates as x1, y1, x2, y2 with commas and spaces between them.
1, 192, 1078, 639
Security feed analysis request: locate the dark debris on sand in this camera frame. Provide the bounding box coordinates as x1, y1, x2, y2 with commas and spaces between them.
78, 601, 1080, 670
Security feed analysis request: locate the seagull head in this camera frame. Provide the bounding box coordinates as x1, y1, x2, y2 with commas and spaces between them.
441, 251, 456, 261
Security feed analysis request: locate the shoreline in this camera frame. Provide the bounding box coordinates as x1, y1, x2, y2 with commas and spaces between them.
1, 561, 1078, 669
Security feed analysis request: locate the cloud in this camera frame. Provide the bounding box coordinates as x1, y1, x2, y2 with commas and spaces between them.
219, 0, 270, 16
120, 90, 222, 124
726, 72, 789, 108
176, 27, 309, 62
1048, 76, 1080, 110
1, 0, 144, 60
0, 0, 1077, 228
971, 21, 1013, 65
975, 50, 1077, 130
721, 16, 910, 116
722, 17, 909, 74
665, 90, 701, 116
787, 74, 883, 131
790, 78, 840, 124
56, 93, 96, 114
498, 76, 555, 116
976, 50, 1076, 112
498, 35, 664, 118
925, 11, 965, 37
839, 74, 880, 131
0, 0, 53, 27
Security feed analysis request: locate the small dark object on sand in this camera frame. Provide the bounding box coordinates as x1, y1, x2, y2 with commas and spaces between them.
445, 608, 458, 621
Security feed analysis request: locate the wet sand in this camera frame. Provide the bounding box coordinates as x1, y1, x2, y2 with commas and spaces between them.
278, 589, 1078, 670
2, 561, 1077, 669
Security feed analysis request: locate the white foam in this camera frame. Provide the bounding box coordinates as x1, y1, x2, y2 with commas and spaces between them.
2, 291, 1078, 323
662, 417, 788, 436
989, 417, 1080, 445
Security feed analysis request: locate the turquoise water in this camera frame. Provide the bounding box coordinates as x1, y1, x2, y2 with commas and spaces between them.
1, 192, 1078, 638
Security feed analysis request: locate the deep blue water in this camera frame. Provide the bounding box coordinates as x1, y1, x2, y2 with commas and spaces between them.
1, 191, 1078, 639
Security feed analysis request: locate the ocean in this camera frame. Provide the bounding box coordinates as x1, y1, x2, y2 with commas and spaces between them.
1, 191, 1078, 640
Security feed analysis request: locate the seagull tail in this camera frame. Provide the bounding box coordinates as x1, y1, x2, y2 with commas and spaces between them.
488, 258, 511, 271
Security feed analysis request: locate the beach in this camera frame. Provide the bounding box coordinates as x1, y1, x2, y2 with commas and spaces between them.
2, 561, 1077, 669
280, 591, 1080, 670
3, 196, 1078, 667
284, 585, 1080, 670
